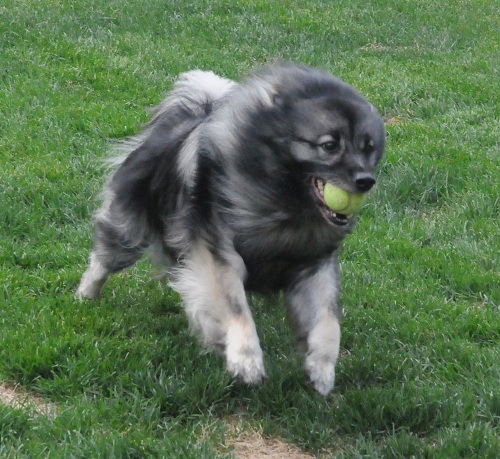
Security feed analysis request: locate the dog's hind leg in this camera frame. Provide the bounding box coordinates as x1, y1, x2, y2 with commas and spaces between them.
286, 255, 342, 396
171, 242, 265, 385
76, 204, 147, 300
76, 250, 110, 300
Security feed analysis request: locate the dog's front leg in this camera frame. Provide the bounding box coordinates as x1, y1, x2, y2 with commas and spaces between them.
286, 256, 341, 396
171, 243, 265, 385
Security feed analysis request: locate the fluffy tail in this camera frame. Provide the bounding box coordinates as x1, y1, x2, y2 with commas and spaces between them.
108, 71, 236, 167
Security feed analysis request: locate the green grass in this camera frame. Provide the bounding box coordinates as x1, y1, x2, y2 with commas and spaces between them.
1, 0, 499, 457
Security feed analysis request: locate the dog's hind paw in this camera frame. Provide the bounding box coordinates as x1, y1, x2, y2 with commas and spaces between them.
75, 254, 110, 300
75, 277, 106, 300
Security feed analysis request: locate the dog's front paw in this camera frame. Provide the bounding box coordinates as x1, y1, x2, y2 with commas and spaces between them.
225, 319, 265, 385
226, 347, 266, 385
305, 352, 336, 396
303, 316, 340, 395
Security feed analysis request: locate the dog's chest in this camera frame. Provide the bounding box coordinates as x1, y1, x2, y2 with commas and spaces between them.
234, 221, 341, 292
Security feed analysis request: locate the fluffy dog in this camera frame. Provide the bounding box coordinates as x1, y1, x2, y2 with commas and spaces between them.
76, 62, 385, 395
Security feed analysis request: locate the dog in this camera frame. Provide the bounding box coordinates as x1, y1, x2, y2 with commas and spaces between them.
76, 62, 385, 395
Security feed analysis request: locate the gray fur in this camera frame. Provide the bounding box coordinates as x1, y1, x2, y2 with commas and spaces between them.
76, 62, 385, 395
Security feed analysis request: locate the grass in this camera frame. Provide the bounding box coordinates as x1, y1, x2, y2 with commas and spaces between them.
1, 0, 499, 457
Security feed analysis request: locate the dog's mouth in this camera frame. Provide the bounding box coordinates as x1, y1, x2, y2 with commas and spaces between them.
312, 177, 352, 226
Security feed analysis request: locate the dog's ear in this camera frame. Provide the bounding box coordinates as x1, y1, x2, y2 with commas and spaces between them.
272, 94, 292, 115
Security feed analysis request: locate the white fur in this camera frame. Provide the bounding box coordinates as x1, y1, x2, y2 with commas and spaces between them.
176, 125, 201, 185
76, 253, 110, 300
305, 315, 340, 395
176, 70, 235, 101
155, 70, 236, 119
286, 257, 341, 395
225, 316, 265, 384
169, 243, 265, 383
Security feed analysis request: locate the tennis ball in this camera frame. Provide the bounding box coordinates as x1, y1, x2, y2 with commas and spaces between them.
323, 183, 367, 214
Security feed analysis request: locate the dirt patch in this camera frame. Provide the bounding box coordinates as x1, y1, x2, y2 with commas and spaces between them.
224, 417, 316, 459
385, 116, 405, 125
1, 384, 320, 457
0, 382, 57, 418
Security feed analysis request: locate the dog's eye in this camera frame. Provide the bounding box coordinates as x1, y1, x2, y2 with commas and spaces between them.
361, 137, 375, 154
321, 140, 340, 152
362, 144, 375, 154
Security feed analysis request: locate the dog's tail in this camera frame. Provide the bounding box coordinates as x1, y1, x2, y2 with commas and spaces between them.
98, 70, 236, 243
152, 70, 236, 126
108, 71, 236, 168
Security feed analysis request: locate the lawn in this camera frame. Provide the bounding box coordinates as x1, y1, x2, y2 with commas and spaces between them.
1, 0, 499, 457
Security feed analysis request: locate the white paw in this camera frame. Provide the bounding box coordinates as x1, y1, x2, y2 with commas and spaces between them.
75, 255, 109, 300
226, 348, 266, 385
304, 315, 340, 395
225, 319, 265, 385
75, 281, 103, 300
305, 352, 336, 396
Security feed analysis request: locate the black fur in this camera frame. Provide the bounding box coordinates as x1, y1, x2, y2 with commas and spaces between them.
77, 63, 385, 394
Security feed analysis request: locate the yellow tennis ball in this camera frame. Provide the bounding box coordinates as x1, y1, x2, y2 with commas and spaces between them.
323, 183, 367, 214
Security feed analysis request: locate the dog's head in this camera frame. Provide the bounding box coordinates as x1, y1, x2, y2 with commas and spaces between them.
288, 78, 385, 226
226, 63, 385, 228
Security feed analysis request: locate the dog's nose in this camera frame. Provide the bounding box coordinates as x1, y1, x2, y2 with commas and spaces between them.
355, 173, 376, 193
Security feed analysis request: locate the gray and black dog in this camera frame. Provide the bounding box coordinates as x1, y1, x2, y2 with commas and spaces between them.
77, 62, 385, 395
